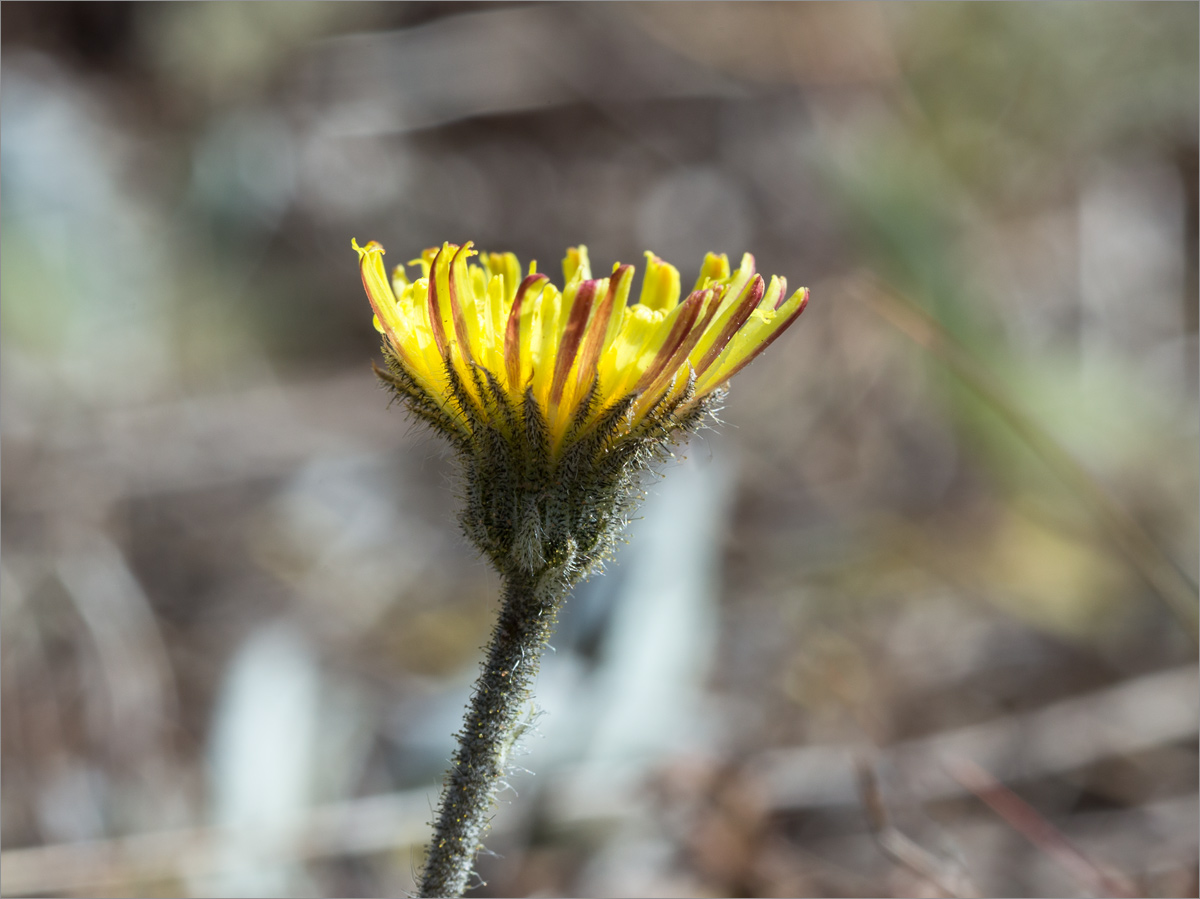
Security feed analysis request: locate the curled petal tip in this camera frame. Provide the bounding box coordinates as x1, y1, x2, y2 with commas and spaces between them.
352, 238, 384, 259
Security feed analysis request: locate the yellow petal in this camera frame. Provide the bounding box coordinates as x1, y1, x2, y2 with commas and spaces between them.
638, 252, 681, 312
692, 252, 730, 292
563, 246, 591, 285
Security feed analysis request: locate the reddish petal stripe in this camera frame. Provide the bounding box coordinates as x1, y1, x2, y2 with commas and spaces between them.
550, 279, 598, 407
690, 285, 723, 337
426, 246, 449, 357
636, 286, 721, 402
694, 274, 765, 377
447, 243, 475, 363
633, 289, 706, 394
774, 276, 788, 310
505, 274, 547, 388
649, 288, 719, 389
717, 287, 810, 383
575, 264, 630, 387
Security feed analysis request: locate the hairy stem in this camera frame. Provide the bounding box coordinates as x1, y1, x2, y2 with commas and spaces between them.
417, 567, 569, 898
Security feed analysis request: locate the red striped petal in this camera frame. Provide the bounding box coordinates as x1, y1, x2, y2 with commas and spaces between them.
694, 274, 765, 377
447, 242, 476, 363
549, 279, 598, 407
426, 246, 449, 357
505, 273, 547, 388
633, 289, 707, 394
575, 264, 632, 388
716, 287, 809, 383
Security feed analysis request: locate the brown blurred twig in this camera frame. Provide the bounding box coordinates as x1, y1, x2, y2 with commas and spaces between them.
850, 272, 1199, 643
0, 786, 444, 897
760, 662, 1199, 810
857, 761, 982, 898
947, 757, 1139, 898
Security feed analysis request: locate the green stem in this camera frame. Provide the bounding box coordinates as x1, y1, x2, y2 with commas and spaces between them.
417, 567, 569, 898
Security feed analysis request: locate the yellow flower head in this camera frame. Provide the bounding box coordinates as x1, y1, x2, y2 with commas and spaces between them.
354, 238, 808, 456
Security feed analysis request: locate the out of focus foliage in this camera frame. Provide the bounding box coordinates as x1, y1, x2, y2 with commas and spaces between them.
2, 4, 1196, 897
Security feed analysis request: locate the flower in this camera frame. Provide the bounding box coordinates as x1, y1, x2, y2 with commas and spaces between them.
356, 240, 810, 898
356, 237, 808, 576
353, 239, 808, 457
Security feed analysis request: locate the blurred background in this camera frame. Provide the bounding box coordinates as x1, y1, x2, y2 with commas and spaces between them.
2, 3, 1197, 897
